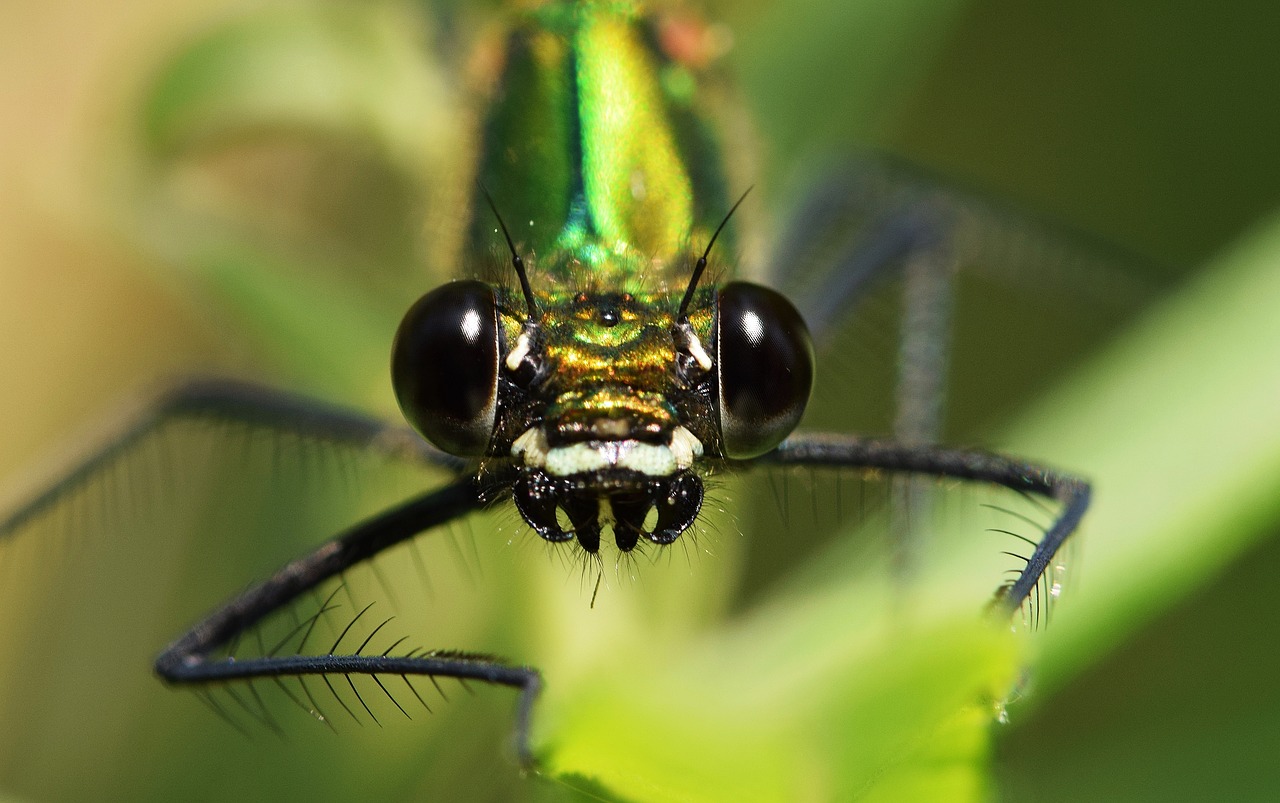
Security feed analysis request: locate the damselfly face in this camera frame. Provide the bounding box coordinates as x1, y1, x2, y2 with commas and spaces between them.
390, 268, 814, 553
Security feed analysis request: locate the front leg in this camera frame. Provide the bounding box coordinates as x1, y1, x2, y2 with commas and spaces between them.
0, 378, 462, 541
761, 432, 1091, 618
154, 477, 544, 769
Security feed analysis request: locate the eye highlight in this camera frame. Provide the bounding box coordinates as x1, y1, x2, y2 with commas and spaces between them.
714, 281, 815, 458
391, 280, 501, 456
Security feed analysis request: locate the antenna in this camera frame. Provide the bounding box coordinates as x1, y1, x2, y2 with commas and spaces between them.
676, 187, 752, 320
480, 185, 538, 320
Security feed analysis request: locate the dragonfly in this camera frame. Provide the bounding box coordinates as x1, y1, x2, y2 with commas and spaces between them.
0, 0, 1123, 796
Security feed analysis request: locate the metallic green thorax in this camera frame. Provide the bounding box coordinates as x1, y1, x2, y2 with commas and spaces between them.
470, 0, 731, 292
471, 1, 731, 466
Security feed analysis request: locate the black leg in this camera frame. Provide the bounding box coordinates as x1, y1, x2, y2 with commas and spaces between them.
768, 154, 1158, 443
768, 161, 962, 582
0, 378, 463, 540
764, 156, 1144, 593
153, 476, 544, 768
770, 171, 948, 347
761, 432, 1091, 618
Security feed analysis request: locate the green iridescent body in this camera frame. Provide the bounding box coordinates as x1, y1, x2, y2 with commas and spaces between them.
469, 1, 732, 286
474, 2, 728, 466
386, 0, 810, 551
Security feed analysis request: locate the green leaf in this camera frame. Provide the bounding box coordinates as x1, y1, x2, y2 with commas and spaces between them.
541, 592, 1015, 802
531, 209, 1280, 801
143, 5, 454, 171
132, 4, 467, 396
999, 209, 1280, 691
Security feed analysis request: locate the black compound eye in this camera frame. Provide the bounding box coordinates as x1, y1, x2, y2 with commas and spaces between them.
391, 280, 499, 456
715, 281, 814, 458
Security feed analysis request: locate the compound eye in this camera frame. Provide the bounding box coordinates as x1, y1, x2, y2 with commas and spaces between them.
715, 282, 814, 458
391, 280, 499, 456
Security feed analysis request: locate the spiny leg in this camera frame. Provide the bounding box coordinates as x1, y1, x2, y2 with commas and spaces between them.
768, 152, 1157, 441
783, 190, 958, 436
762, 433, 1090, 618
0, 378, 463, 541
771, 169, 960, 581
889, 229, 958, 585
0, 381, 541, 760
765, 157, 1139, 591
154, 477, 544, 768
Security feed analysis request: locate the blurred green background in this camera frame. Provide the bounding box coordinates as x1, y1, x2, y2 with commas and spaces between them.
1, 0, 1278, 800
